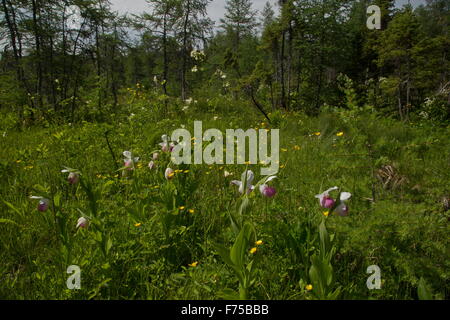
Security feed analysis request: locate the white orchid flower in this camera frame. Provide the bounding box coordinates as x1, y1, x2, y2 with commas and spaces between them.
258, 175, 277, 198
123, 151, 139, 170
340, 192, 352, 201
335, 192, 352, 216
76, 217, 88, 228
61, 166, 80, 184
165, 167, 175, 180
30, 196, 50, 212
231, 170, 255, 194
159, 135, 175, 152
315, 186, 338, 208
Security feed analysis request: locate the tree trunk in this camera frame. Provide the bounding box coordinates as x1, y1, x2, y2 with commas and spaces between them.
31, 0, 43, 110
280, 30, 286, 109
181, 0, 191, 100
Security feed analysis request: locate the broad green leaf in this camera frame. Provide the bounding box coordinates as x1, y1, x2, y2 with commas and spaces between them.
0, 218, 21, 227
230, 222, 254, 269
217, 288, 239, 300
3, 200, 23, 217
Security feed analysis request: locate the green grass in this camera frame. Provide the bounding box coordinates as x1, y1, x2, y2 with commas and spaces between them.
0, 93, 449, 300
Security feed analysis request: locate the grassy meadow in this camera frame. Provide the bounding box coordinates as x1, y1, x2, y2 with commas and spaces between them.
0, 91, 448, 300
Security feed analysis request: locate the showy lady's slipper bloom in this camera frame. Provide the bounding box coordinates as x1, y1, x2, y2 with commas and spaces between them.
67, 172, 79, 184
123, 151, 139, 170
315, 187, 338, 208
30, 196, 49, 212
76, 217, 88, 228
259, 175, 277, 198
159, 135, 175, 153
148, 161, 155, 170
315, 187, 352, 216
335, 192, 352, 216
61, 167, 80, 185
152, 152, 159, 160
231, 170, 255, 194
165, 167, 175, 180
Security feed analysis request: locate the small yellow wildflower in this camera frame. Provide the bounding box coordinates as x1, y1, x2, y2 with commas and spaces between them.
280, 164, 286, 169
249, 247, 257, 254
134, 223, 142, 227
306, 284, 313, 291
188, 209, 195, 214
137, 163, 143, 169
281, 148, 288, 152
188, 261, 198, 267
183, 170, 190, 173
336, 132, 344, 137
255, 240, 263, 246
294, 145, 301, 150
314, 132, 321, 136
323, 211, 330, 217
179, 206, 186, 210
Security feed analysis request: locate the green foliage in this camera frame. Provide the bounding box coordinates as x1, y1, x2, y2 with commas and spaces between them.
0, 0, 449, 301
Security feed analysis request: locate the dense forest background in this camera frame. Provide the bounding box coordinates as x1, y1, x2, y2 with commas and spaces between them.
0, 0, 448, 126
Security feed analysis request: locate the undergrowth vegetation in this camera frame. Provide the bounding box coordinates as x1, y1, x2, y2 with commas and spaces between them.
0, 89, 448, 300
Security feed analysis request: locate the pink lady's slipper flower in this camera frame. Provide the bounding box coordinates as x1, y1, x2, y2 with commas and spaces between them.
76, 217, 88, 228
315, 188, 352, 216
123, 151, 139, 170
165, 167, 175, 180
159, 135, 175, 152
152, 152, 159, 160
148, 161, 155, 170
335, 192, 352, 216
61, 167, 80, 184
259, 175, 277, 198
231, 170, 255, 194
260, 185, 276, 197
30, 196, 49, 212
315, 187, 338, 208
